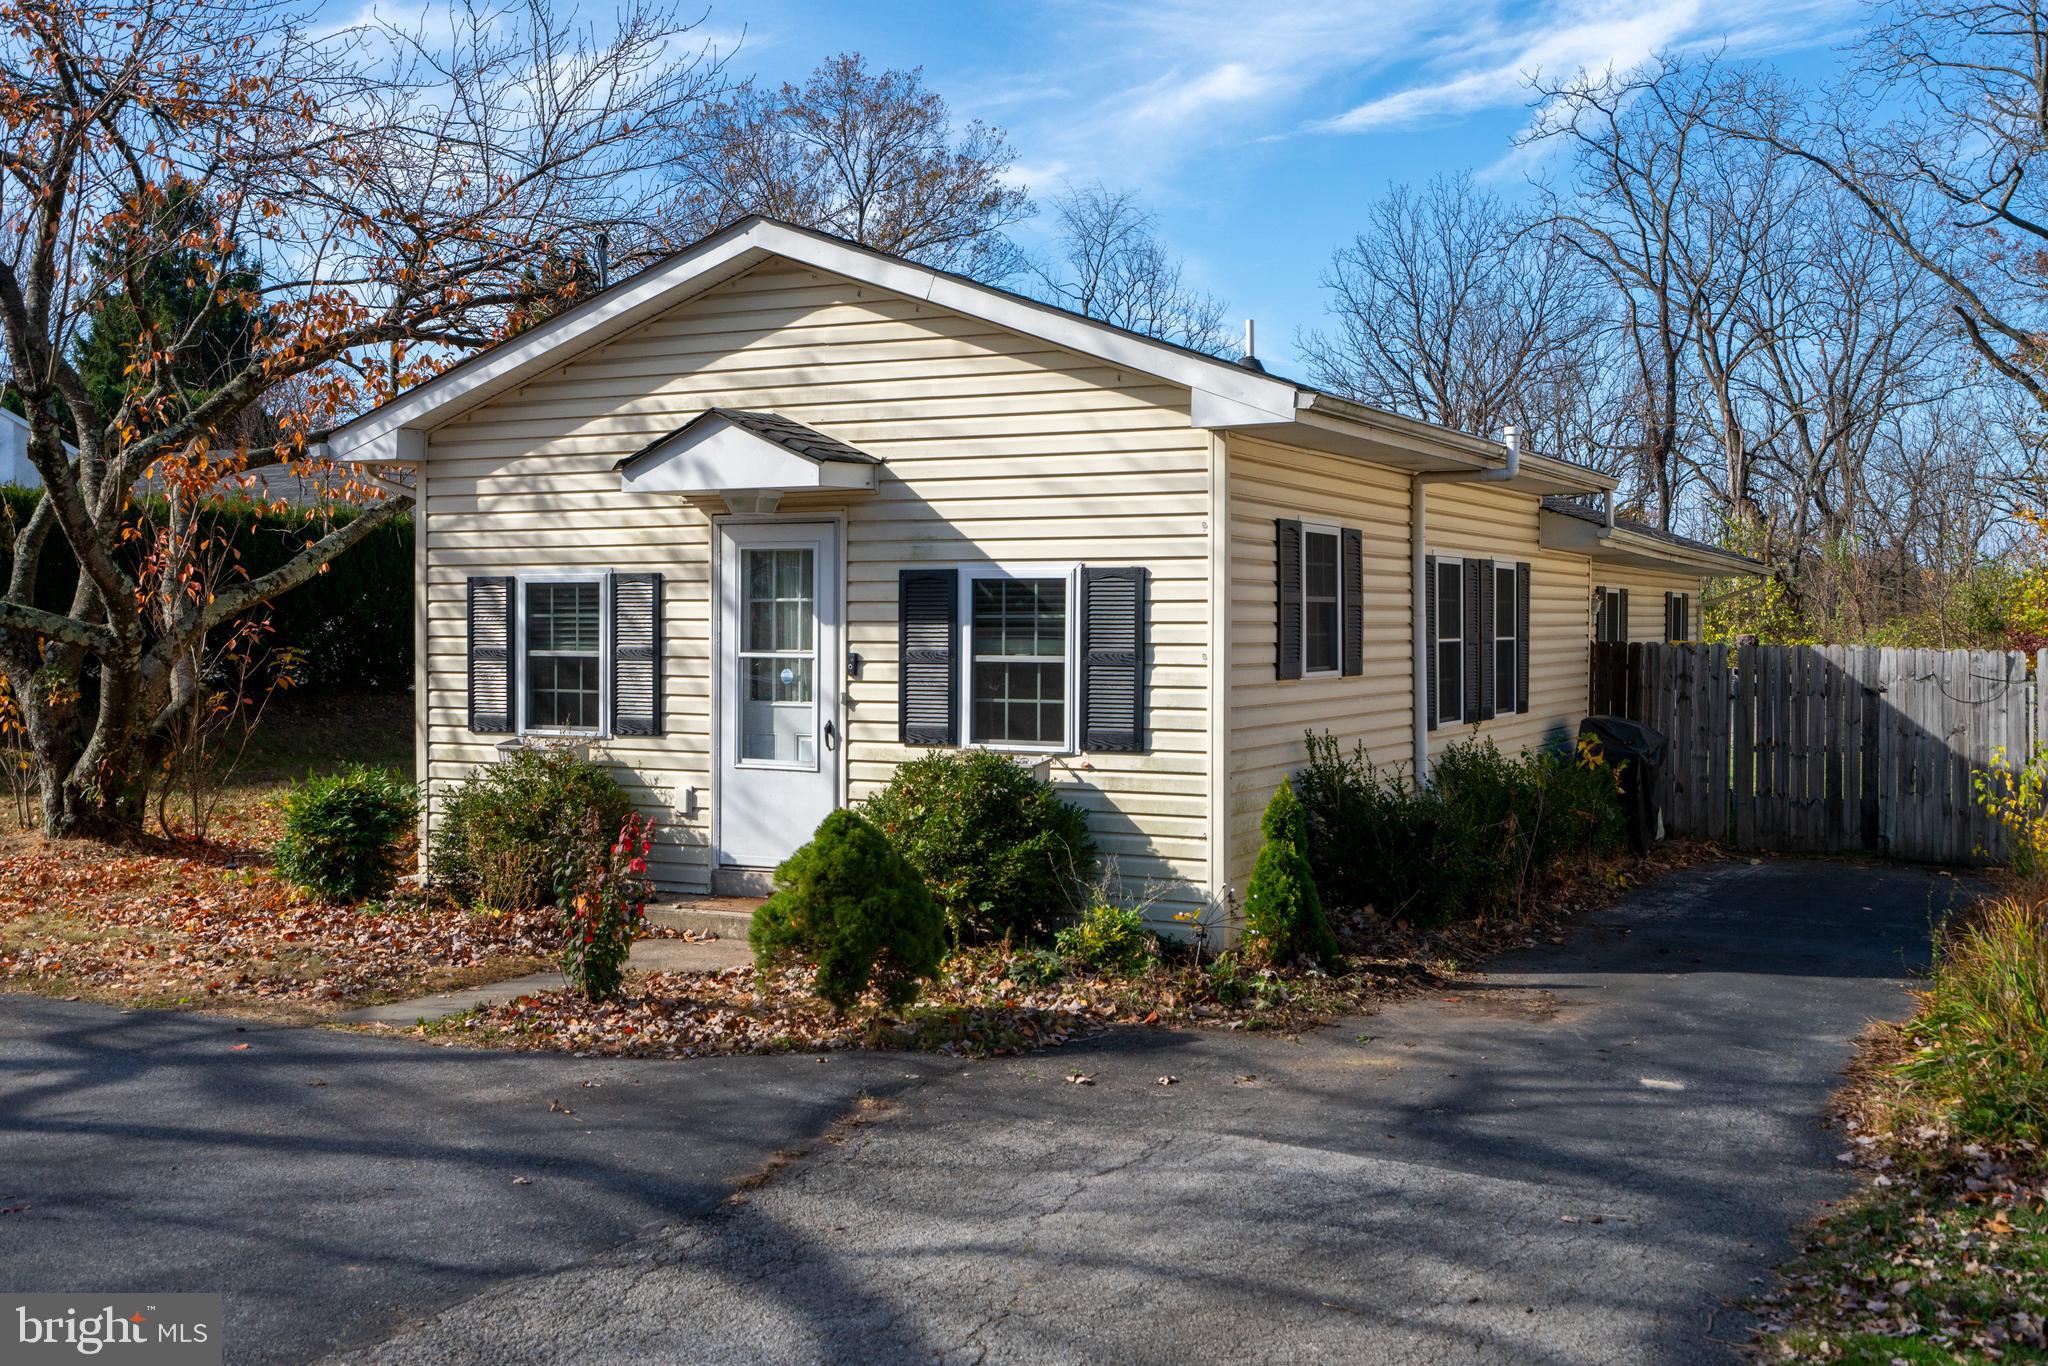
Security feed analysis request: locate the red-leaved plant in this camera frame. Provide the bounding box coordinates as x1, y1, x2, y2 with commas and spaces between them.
554, 812, 656, 1003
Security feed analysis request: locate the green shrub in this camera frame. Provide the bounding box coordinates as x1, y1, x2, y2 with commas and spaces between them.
272, 765, 418, 902
1054, 900, 1158, 975
554, 812, 656, 1004
750, 809, 947, 1014
862, 750, 1095, 944
1295, 731, 1624, 928
430, 747, 635, 910
1242, 778, 1340, 968
1897, 896, 2048, 1147
0, 486, 413, 694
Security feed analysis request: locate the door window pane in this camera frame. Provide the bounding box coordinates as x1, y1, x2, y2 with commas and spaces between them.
1304, 531, 1339, 673
738, 547, 817, 765
970, 578, 1067, 745
525, 581, 602, 731
744, 549, 814, 652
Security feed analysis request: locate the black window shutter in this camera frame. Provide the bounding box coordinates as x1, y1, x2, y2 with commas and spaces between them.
1618, 587, 1630, 642
1274, 519, 1303, 680
611, 573, 663, 736
467, 576, 515, 734
1424, 554, 1438, 730
1515, 562, 1532, 714
1476, 558, 1497, 721
1340, 527, 1364, 677
1080, 566, 1147, 752
898, 568, 957, 746
1461, 557, 1483, 725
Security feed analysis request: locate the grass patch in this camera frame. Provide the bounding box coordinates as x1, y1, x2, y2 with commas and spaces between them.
1754, 888, 2048, 1361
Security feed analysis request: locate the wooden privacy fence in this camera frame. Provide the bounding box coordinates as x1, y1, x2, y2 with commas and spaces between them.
1588, 643, 2041, 864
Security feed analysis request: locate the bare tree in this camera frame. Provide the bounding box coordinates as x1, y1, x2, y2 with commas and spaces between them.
1032, 182, 1231, 354
668, 53, 1032, 278
1298, 173, 1600, 458
1713, 1, 2048, 410
0, 0, 723, 837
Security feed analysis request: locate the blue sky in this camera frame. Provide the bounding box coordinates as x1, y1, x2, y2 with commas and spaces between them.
697, 0, 1865, 369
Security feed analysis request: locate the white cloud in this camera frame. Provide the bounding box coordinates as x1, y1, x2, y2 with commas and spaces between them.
1311, 0, 1854, 134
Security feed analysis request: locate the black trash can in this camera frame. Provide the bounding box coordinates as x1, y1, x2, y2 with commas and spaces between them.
1580, 715, 1669, 854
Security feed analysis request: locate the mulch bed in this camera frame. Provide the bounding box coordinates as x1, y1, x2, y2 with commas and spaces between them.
412, 840, 1717, 1061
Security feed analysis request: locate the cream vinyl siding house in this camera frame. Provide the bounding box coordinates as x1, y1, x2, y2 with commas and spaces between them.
324, 218, 1760, 936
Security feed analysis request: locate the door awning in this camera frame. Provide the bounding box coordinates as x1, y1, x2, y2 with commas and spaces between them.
617, 408, 879, 496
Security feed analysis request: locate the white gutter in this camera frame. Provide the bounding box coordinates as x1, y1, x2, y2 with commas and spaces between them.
1410, 425, 1521, 784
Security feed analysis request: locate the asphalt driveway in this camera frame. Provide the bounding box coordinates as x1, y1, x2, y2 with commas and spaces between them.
2, 858, 1966, 1364
0, 1000, 950, 1361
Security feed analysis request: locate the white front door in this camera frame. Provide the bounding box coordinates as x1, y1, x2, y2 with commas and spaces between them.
717, 520, 840, 869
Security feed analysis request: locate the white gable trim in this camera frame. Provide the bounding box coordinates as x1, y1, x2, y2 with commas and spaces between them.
619, 414, 876, 496
325, 218, 1301, 461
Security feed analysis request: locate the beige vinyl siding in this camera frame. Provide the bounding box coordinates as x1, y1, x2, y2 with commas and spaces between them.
1423, 480, 1593, 758
1222, 434, 1596, 888
1592, 566, 1707, 642
421, 259, 1213, 915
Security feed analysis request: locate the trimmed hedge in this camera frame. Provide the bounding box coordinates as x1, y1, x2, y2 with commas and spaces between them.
1295, 731, 1625, 928
862, 750, 1095, 945
0, 484, 412, 693
272, 765, 418, 902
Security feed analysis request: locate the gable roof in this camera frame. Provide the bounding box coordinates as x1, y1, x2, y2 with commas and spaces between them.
317, 215, 1612, 496
616, 408, 879, 473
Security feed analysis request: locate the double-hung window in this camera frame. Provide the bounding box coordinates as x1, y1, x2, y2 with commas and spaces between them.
1594, 586, 1626, 643
1493, 562, 1519, 714
1434, 558, 1464, 725
524, 577, 605, 732
1302, 526, 1342, 675
964, 569, 1073, 750
1665, 591, 1691, 643
1427, 555, 1531, 729
465, 571, 663, 740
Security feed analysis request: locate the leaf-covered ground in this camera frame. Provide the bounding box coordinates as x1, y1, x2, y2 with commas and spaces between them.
409, 842, 1714, 1060
1752, 1026, 2048, 1363
0, 694, 567, 1022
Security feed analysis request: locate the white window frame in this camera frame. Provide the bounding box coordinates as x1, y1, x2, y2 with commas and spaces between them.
1493, 561, 1518, 715
1301, 522, 1343, 678
958, 562, 1081, 754
1434, 555, 1465, 725
1594, 586, 1626, 644
515, 570, 610, 738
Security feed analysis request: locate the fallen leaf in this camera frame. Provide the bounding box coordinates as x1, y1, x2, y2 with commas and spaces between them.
1156, 1075, 1179, 1086
511, 1176, 533, 1186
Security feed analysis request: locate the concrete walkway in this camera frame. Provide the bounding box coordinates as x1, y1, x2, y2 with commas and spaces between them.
343, 859, 1966, 1366
337, 935, 753, 1026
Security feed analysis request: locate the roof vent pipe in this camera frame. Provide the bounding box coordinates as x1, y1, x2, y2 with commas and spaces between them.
1238, 319, 1266, 372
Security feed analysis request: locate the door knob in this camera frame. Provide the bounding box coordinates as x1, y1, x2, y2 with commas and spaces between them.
824, 719, 838, 751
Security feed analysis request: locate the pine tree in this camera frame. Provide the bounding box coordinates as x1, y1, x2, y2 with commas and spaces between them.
1242, 778, 1341, 969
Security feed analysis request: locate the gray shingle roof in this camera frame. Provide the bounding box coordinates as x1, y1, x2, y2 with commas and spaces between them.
1540, 495, 1763, 565
616, 407, 879, 472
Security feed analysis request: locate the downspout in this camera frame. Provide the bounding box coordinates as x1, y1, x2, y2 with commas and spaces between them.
1409, 425, 1521, 784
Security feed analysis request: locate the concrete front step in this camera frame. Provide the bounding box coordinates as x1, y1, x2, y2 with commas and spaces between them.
646, 897, 763, 939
